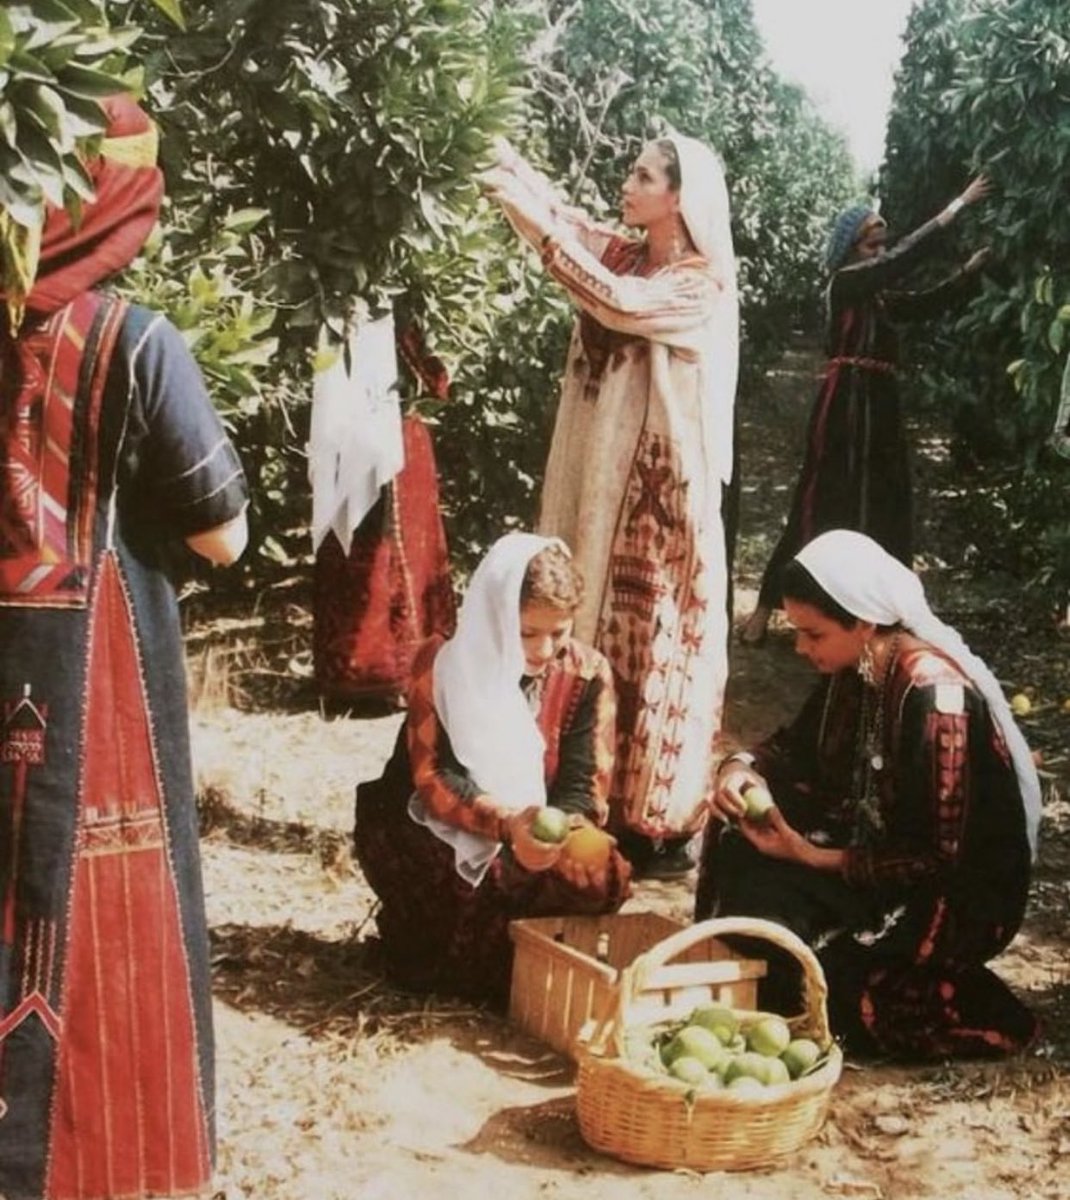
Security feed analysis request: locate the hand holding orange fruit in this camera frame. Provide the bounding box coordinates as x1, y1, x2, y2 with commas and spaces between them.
556, 820, 617, 891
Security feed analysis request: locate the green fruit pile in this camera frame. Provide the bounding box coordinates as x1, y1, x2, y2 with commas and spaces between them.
622, 1003, 829, 1094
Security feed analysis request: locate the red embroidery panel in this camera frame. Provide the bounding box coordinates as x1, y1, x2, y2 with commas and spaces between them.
0, 294, 125, 608
45, 555, 210, 1199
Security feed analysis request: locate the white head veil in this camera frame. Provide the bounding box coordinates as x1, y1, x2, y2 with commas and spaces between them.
795, 530, 1042, 856
666, 132, 739, 487
408, 531, 565, 884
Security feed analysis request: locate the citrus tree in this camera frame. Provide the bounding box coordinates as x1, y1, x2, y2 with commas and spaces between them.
0, 0, 158, 325
441, 0, 861, 561
113, 0, 537, 568
3, 0, 863, 577
881, 0, 1070, 590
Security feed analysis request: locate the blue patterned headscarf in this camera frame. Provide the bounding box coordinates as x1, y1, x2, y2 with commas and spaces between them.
824, 204, 879, 272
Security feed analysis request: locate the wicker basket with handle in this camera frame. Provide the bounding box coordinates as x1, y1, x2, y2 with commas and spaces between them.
575, 916, 843, 1172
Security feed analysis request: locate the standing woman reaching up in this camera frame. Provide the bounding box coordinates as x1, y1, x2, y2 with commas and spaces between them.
740, 175, 992, 646
482, 133, 738, 876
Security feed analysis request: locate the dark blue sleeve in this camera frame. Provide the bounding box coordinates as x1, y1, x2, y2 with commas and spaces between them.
121, 307, 248, 537
830, 216, 948, 305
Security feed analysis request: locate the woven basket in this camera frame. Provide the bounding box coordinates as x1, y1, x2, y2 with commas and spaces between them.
575, 916, 843, 1172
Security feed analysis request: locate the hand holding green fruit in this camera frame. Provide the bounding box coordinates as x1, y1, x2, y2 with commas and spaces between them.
530, 805, 570, 844
741, 783, 776, 824
507, 806, 565, 872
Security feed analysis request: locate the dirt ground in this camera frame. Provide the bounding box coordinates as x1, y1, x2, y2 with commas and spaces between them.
188, 340, 1070, 1200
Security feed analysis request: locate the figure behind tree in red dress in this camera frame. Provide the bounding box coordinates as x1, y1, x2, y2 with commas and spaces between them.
310, 315, 455, 707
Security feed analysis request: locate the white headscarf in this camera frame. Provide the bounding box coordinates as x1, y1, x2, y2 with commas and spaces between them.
408, 531, 565, 884
795, 530, 1042, 856
667, 132, 739, 488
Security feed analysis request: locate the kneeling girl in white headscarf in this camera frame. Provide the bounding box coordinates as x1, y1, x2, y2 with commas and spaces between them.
354, 532, 631, 1007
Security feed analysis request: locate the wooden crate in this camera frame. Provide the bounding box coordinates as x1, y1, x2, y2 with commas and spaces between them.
508, 912, 767, 1059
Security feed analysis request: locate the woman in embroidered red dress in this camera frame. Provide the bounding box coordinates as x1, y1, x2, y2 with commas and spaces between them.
482, 134, 738, 877
0, 97, 247, 1200
740, 177, 992, 645
698, 530, 1040, 1059
354, 532, 631, 1007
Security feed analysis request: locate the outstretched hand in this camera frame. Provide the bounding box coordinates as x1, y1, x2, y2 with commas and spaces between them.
959, 173, 993, 207
963, 246, 992, 274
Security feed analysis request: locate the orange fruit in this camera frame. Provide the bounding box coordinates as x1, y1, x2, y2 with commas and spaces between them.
561, 823, 614, 870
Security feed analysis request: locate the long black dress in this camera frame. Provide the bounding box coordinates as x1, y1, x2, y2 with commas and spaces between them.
696, 642, 1036, 1060
756, 219, 978, 609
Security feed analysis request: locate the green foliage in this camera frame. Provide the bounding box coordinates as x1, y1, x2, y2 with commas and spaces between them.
882, 0, 1070, 592
0, 0, 183, 323
438, 0, 861, 567
0, 1, 130, 221
0, 0, 135, 321
135, 0, 528, 326
2, 0, 865, 579
118, 203, 278, 417
116, 0, 537, 571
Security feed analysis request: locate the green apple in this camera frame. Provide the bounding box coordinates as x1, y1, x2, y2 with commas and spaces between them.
742, 783, 775, 824
689, 1003, 740, 1044
746, 1015, 792, 1057
781, 1037, 823, 1079
662, 1025, 728, 1072
530, 806, 570, 844
668, 1055, 710, 1085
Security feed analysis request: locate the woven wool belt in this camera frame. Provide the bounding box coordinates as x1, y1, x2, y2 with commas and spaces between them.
824, 355, 897, 374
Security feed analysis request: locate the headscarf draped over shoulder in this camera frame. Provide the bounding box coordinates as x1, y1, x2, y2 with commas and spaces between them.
2, 92, 163, 325
409, 531, 568, 885
663, 131, 739, 488
794, 529, 1042, 856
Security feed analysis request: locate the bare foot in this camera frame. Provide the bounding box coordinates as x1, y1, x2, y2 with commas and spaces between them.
739, 605, 771, 646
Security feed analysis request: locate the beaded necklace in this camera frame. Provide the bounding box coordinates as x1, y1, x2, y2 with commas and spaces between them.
850, 631, 902, 847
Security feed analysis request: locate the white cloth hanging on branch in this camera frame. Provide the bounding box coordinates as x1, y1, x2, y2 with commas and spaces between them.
308, 312, 403, 553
